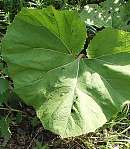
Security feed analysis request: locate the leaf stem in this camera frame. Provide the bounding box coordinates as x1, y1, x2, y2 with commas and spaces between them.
78, 53, 86, 59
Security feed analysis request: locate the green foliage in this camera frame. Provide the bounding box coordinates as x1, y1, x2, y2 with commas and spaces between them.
0, 78, 8, 104
31, 116, 40, 127
80, 0, 130, 31
1, 7, 130, 138
33, 142, 48, 149
0, 56, 9, 104
0, 117, 11, 142
15, 112, 23, 124
1, 0, 72, 23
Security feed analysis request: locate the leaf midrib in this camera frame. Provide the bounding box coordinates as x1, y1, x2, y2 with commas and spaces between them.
88, 51, 130, 65
14, 60, 76, 90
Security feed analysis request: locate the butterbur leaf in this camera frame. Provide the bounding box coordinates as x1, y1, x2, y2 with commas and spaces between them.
86, 28, 130, 116
1, 6, 130, 137
1, 7, 86, 90
88, 28, 130, 58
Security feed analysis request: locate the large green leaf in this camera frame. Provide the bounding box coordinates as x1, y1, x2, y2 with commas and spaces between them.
88, 28, 130, 58
1, 7, 130, 138
2, 7, 86, 90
